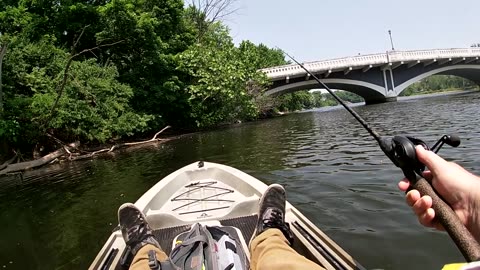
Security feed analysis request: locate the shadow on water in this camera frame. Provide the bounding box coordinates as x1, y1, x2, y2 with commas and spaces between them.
1, 91, 480, 269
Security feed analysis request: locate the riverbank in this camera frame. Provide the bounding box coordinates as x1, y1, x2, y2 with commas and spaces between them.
1, 88, 476, 175
0, 127, 176, 176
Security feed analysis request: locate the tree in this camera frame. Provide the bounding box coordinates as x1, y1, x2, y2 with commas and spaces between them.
400, 75, 476, 96
30, 59, 153, 143
236, 40, 287, 115
238, 41, 286, 70
334, 90, 363, 103
97, 0, 195, 128
0, 0, 301, 160
184, 0, 238, 39
177, 23, 257, 127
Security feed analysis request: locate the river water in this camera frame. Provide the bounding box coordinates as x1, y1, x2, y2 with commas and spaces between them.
1, 91, 480, 270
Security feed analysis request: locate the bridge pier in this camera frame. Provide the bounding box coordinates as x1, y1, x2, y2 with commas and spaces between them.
365, 96, 397, 105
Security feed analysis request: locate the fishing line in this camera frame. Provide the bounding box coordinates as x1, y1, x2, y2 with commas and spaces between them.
278, 49, 480, 261
278, 49, 382, 144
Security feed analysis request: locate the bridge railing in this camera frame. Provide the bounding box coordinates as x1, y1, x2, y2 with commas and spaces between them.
263, 52, 389, 77
388, 48, 480, 62
262, 48, 480, 79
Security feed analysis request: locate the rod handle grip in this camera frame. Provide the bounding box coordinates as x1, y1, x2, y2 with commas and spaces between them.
412, 176, 480, 261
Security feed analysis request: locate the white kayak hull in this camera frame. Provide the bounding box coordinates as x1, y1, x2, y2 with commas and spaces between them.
89, 161, 364, 270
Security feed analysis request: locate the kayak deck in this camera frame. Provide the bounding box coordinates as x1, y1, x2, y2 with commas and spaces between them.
90, 162, 365, 270
167, 180, 241, 217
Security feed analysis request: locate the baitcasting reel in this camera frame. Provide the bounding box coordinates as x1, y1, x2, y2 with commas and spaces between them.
380, 134, 461, 177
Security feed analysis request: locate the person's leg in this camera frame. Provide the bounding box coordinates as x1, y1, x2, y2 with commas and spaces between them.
249, 184, 325, 270
250, 228, 325, 270
129, 244, 168, 270
118, 203, 170, 270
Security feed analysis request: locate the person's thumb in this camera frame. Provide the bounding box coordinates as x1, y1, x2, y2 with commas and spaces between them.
416, 145, 448, 173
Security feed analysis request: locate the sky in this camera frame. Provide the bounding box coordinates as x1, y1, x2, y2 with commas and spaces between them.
223, 0, 480, 62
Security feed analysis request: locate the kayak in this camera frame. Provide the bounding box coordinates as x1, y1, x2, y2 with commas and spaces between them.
89, 161, 365, 270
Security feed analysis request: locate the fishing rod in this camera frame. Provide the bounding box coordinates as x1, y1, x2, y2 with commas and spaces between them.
280, 49, 480, 262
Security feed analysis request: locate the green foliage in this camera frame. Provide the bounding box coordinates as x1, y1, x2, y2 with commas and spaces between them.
0, 0, 292, 158
238, 41, 286, 70
177, 23, 256, 127
0, 34, 152, 150
3, 35, 65, 97
0, 5, 33, 35
183, 5, 209, 40
0, 35, 65, 151
401, 75, 476, 96
276, 91, 314, 111
96, 0, 194, 128
30, 59, 153, 142
275, 90, 363, 112
235, 40, 287, 116
0, 119, 20, 143
333, 91, 363, 103
1, 0, 478, 163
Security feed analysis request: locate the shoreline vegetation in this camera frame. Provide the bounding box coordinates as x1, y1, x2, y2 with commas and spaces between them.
1, 87, 475, 176
0, 1, 477, 175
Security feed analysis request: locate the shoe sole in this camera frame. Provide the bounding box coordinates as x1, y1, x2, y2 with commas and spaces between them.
248, 184, 285, 248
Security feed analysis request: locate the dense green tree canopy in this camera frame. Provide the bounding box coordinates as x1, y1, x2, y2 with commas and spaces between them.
0, 0, 474, 160
0, 0, 289, 158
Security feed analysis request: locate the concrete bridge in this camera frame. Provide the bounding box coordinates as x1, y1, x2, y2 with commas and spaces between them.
261, 48, 480, 104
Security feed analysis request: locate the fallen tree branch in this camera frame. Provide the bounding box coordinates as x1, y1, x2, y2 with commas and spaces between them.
0, 126, 172, 174
46, 132, 68, 147
0, 152, 17, 170
107, 125, 172, 151
70, 126, 171, 160
0, 142, 80, 175
153, 126, 171, 140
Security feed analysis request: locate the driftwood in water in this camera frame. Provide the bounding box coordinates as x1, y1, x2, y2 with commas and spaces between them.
0, 126, 171, 175
69, 126, 171, 161
0, 142, 80, 175
0, 152, 17, 171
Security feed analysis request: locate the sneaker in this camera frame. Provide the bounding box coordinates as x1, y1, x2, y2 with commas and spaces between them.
118, 203, 161, 255
250, 184, 294, 246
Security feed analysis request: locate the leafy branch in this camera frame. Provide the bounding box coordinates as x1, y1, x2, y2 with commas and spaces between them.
43, 25, 124, 130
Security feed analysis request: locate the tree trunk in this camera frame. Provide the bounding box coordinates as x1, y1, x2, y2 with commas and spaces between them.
0, 141, 80, 175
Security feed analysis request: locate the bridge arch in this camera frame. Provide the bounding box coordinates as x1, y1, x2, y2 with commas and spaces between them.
263, 48, 480, 104
395, 65, 480, 95
264, 78, 390, 104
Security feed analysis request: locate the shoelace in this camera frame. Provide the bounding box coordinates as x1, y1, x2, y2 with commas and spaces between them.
262, 208, 294, 244
126, 223, 149, 243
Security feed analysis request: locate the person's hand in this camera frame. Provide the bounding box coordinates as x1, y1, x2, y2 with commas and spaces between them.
398, 145, 480, 242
